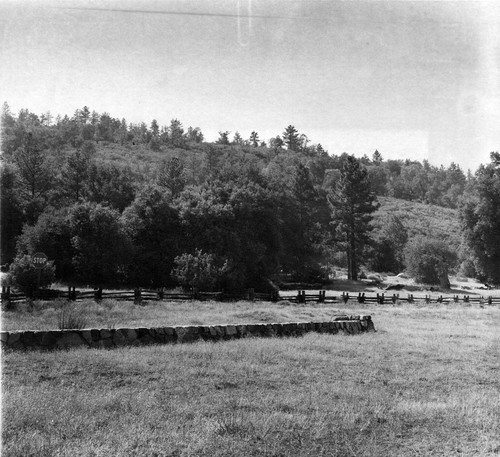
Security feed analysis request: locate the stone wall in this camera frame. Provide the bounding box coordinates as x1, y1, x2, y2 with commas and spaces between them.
0, 316, 375, 351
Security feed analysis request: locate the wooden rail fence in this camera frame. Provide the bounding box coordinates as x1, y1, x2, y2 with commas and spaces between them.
0, 286, 278, 307
2, 286, 500, 307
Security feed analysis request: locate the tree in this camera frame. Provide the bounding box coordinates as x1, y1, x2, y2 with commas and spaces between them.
16, 208, 75, 281
86, 162, 136, 211
8, 254, 55, 295
368, 215, 408, 273
13, 132, 53, 222
13, 133, 51, 200
232, 131, 243, 145
284, 163, 326, 280
269, 136, 284, 151
460, 154, 500, 284
172, 250, 228, 291
250, 131, 259, 147
186, 126, 204, 143
372, 150, 383, 164
1, 163, 24, 264
121, 186, 183, 287
169, 119, 185, 148
59, 142, 95, 202
404, 237, 456, 287
217, 131, 230, 145
150, 119, 159, 137
328, 155, 379, 280
156, 157, 186, 198
69, 202, 131, 285
282, 125, 300, 151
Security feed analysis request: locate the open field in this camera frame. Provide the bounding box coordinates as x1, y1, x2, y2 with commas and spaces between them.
2, 303, 500, 456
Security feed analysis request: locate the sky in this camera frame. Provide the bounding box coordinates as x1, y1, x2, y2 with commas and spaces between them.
1, 0, 499, 172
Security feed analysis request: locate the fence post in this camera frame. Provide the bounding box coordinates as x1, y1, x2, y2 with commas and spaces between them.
68, 286, 77, 301
437, 295, 443, 303
1, 286, 11, 309
408, 294, 414, 303
392, 294, 399, 304
134, 288, 142, 305
454, 295, 459, 303
342, 292, 349, 303
357, 292, 365, 303
94, 287, 102, 302
248, 288, 255, 302
272, 290, 279, 302
488, 296, 492, 305
157, 288, 165, 300
463, 295, 469, 303
425, 295, 431, 304
298, 290, 305, 303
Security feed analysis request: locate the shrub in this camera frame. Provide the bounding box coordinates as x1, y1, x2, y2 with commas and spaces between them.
8, 255, 55, 295
404, 237, 457, 286
172, 250, 229, 291
57, 305, 88, 330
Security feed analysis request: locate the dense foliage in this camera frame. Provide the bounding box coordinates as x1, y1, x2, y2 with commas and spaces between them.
460, 153, 500, 284
8, 254, 56, 295
404, 238, 457, 286
1, 102, 493, 289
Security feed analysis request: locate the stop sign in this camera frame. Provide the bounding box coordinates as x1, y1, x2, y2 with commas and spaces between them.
32, 252, 48, 269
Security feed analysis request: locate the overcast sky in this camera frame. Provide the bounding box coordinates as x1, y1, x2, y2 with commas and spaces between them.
1, 0, 499, 171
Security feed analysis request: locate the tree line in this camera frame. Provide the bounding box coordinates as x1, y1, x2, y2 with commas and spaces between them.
2, 103, 500, 290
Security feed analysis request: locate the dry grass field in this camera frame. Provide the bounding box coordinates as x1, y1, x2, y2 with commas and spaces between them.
2, 301, 500, 456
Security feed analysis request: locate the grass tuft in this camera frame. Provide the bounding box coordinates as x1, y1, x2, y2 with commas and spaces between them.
56, 305, 88, 330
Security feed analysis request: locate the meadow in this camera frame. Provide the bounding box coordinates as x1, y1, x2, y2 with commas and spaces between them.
2, 301, 500, 456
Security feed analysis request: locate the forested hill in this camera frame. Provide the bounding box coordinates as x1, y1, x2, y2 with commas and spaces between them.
2, 103, 490, 290
1, 104, 470, 208
373, 197, 461, 252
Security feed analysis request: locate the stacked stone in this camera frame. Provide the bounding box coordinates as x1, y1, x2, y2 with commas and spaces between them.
0, 316, 375, 351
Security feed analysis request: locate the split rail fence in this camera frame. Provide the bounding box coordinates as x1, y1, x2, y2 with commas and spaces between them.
2, 286, 500, 307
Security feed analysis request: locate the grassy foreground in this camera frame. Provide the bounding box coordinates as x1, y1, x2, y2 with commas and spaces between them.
1, 298, 371, 332
2, 304, 500, 456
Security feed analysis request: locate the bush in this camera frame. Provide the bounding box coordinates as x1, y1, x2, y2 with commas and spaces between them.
458, 258, 477, 279
404, 238, 457, 286
8, 255, 55, 295
57, 305, 88, 330
172, 250, 229, 291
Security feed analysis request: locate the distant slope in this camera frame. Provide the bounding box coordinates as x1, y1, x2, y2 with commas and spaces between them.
373, 196, 462, 252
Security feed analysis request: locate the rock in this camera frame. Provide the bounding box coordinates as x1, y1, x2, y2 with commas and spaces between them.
56, 331, 87, 349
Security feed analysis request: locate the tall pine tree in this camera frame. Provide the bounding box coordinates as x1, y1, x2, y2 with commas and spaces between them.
328, 155, 379, 280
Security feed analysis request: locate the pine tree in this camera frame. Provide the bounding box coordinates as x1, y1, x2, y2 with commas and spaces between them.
169, 119, 185, 147
282, 125, 299, 151
233, 131, 243, 145
328, 155, 379, 280
150, 119, 160, 137
157, 157, 186, 197
249, 131, 259, 147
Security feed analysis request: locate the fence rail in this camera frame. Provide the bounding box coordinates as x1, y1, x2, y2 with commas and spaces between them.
2, 286, 500, 307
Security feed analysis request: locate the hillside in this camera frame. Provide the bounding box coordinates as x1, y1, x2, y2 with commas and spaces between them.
373, 196, 462, 252
68, 143, 466, 254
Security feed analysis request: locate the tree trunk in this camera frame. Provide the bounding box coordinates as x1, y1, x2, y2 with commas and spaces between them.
438, 260, 450, 289
350, 232, 358, 281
